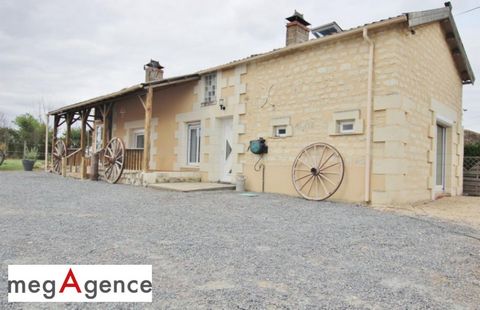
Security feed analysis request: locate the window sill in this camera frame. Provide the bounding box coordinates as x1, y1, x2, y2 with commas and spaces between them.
185, 163, 200, 168
329, 131, 363, 136
270, 135, 292, 139
200, 101, 216, 107
180, 165, 200, 171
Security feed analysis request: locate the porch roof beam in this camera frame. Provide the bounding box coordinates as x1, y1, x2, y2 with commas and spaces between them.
48, 73, 200, 117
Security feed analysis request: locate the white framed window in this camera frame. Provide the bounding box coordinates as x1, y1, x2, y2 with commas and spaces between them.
187, 122, 201, 165
133, 129, 144, 149
435, 124, 447, 190
274, 125, 288, 137
338, 119, 355, 134
203, 73, 217, 104
329, 110, 363, 135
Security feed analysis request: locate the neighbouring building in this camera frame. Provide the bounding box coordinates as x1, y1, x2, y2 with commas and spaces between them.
48, 3, 474, 204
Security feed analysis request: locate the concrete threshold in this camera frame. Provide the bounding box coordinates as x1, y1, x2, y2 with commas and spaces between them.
148, 182, 236, 192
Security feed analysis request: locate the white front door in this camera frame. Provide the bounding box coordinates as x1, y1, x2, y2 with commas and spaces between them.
219, 118, 234, 183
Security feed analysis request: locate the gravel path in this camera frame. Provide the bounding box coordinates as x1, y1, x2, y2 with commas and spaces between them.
1, 171, 479, 309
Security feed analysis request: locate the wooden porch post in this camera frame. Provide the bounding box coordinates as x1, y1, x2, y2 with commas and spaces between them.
51, 114, 59, 171
100, 103, 112, 148
79, 108, 90, 179
65, 113, 73, 150
142, 87, 153, 172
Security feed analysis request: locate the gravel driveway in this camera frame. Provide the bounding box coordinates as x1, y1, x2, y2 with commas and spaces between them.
1, 172, 479, 309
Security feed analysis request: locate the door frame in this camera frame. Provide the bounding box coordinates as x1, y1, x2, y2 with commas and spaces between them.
435, 124, 447, 192
186, 121, 201, 166
218, 117, 234, 183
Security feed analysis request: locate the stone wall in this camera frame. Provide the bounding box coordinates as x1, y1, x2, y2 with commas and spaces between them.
395, 22, 463, 201
239, 27, 401, 202
108, 20, 465, 205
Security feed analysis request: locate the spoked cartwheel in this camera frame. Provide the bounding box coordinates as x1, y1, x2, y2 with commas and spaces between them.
52, 139, 66, 174
102, 137, 125, 184
292, 142, 345, 201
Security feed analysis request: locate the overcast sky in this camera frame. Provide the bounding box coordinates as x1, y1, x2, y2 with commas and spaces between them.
0, 0, 479, 131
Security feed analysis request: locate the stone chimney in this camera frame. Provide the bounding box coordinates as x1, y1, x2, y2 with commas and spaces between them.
285, 11, 311, 46
144, 59, 164, 82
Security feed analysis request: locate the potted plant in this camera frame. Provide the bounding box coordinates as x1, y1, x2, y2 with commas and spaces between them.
22, 146, 38, 171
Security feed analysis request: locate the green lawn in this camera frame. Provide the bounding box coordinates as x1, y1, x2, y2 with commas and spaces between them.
0, 159, 45, 171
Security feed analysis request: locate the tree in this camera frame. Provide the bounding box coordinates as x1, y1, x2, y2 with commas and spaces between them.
62, 127, 81, 148
0, 112, 8, 143
13, 113, 46, 146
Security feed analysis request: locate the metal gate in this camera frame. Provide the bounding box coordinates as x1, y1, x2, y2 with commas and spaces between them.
463, 156, 480, 196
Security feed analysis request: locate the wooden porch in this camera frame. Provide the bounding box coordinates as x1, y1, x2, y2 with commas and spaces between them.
46, 74, 200, 183
48, 86, 153, 181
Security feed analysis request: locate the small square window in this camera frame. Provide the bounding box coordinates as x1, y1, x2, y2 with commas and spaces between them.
132, 129, 145, 149
338, 120, 355, 134
274, 125, 288, 137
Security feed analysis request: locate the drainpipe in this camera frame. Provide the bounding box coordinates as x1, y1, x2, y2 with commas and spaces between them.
363, 28, 374, 203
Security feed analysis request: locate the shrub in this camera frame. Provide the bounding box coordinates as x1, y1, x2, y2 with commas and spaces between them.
24, 146, 38, 161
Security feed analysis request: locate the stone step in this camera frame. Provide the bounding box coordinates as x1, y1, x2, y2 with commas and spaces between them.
143, 171, 202, 185
148, 182, 236, 192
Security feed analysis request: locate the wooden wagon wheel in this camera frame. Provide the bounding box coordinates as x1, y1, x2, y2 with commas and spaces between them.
52, 140, 66, 174
102, 137, 125, 184
292, 142, 344, 201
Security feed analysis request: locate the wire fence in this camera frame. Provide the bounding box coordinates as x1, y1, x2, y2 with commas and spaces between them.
0, 142, 49, 160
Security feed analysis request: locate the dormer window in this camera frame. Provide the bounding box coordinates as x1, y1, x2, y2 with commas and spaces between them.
203, 73, 217, 105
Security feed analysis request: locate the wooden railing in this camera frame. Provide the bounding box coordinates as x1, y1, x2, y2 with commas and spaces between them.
62, 147, 143, 175
66, 148, 83, 172
125, 148, 143, 171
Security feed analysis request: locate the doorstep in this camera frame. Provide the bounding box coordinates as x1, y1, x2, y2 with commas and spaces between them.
148, 182, 235, 192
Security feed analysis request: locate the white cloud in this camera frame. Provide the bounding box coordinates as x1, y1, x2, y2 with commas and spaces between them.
0, 0, 479, 131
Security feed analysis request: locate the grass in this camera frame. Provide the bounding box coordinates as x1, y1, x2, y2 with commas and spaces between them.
0, 159, 45, 171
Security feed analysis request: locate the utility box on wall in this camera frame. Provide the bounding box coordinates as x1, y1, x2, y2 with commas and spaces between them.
249, 138, 268, 155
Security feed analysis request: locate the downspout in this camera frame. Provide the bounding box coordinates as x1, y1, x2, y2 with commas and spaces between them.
363, 28, 374, 203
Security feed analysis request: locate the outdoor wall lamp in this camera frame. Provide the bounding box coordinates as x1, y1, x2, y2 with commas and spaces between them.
219, 99, 226, 111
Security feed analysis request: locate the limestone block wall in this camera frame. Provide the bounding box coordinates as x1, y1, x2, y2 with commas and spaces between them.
239, 30, 400, 202
107, 20, 464, 205
239, 21, 464, 204
174, 65, 247, 182
398, 22, 463, 202
371, 94, 417, 203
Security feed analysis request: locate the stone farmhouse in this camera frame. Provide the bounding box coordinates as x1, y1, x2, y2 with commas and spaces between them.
48, 3, 474, 204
